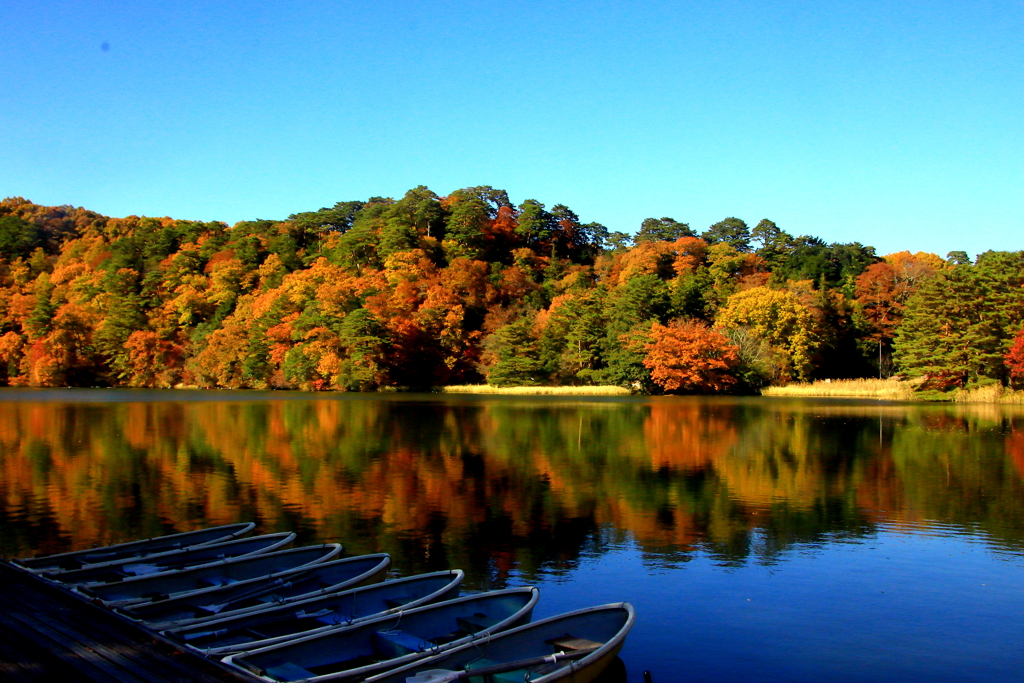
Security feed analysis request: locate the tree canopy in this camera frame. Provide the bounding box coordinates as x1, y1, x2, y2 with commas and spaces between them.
0, 192, 993, 397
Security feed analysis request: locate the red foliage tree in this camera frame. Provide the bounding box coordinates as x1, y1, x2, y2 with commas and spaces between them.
1005, 325, 1024, 382
643, 320, 739, 393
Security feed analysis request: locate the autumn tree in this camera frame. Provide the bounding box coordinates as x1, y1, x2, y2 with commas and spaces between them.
1005, 326, 1024, 387
715, 286, 819, 382
643, 320, 739, 393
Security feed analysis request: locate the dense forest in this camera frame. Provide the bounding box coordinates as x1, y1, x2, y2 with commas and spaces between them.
1, 188, 1022, 395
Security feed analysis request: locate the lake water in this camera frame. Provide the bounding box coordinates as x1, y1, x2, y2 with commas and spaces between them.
2, 389, 1023, 682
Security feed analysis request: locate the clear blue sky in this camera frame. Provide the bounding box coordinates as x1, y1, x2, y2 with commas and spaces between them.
2, 0, 1021, 258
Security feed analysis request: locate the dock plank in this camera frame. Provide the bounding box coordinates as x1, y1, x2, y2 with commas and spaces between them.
1, 591, 180, 682
0, 615, 119, 683
0, 562, 253, 683
2, 610, 157, 683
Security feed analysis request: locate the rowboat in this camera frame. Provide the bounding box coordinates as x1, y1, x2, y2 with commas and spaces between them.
165, 569, 465, 655
125, 553, 394, 628
10, 522, 256, 573
43, 532, 297, 585
362, 602, 635, 683
76, 544, 343, 607
223, 587, 541, 683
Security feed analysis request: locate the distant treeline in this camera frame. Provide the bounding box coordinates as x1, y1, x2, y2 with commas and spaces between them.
1, 188, 1022, 394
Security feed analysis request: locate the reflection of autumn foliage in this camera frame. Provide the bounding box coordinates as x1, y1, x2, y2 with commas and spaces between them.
1004, 427, 1024, 481
4, 397, 1024, 575
643, 403, 737, 471
713, 413, 845, 509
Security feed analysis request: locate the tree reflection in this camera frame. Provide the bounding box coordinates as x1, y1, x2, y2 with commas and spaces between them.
2, 395, 1024, 582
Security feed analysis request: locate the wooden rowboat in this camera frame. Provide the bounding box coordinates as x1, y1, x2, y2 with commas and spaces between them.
222, 587, 541, 683
362, 602, 635, 683
125, 553, 394, 628
10, 522, 256, 573
43, 532, 297, 585
164, 569, 465, 655
76, 544, 343, 607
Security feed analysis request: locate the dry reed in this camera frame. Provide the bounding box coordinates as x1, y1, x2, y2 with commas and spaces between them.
764, 378, 1024, 403
761, 378, 917, 401
441, 385, 631, 396
952, 384, 1024, 404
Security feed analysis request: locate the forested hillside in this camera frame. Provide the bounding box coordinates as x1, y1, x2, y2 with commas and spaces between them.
1, 188, 1021, 394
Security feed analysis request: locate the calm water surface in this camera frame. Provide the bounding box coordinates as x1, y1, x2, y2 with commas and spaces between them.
2, 389, 1024, 682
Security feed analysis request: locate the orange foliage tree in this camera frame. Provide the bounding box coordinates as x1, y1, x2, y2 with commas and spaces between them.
642, 320, 739, 393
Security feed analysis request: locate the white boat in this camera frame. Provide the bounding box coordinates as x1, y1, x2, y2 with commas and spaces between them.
125, 553, 394, 628
363, 602, 635, 683
11, 522, 256, 573
43, 532, 296, 585
164, 569, 465, 655
222, 587, 541, 683
76, 544, 343, 607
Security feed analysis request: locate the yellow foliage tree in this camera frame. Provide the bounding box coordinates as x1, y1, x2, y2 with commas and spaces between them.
714, 286, 819, 381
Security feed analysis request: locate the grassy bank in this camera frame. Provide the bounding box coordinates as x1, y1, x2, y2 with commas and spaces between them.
441, 385, 631, 396
761, 379, 917, 400
951, 385, 1024, 404
763, 379, 1024, 403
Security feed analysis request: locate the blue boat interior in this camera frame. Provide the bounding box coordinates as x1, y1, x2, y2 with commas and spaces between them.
174, 577, 459, 650
251, 608, 508, 680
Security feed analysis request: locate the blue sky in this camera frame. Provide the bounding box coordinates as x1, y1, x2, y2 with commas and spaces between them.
2, 0, 1021, 258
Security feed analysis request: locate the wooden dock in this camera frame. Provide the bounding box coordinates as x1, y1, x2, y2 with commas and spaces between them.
0, 561, 254, 683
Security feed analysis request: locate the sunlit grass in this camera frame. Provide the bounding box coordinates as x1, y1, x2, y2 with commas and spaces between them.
952, 385, 1024, 404
441, 385, 631, 396
764, 378, 1024, 403
761, 378, 917, 401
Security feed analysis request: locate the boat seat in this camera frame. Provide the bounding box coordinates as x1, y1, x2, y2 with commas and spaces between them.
372, 629, 434, 658
264, 661, 317, 681
548, 635, 603, 652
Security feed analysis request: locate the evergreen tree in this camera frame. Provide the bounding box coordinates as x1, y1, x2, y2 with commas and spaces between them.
486, 316, 543, 386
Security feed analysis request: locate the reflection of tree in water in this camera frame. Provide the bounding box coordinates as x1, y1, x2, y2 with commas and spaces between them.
2, 396, 1024, 574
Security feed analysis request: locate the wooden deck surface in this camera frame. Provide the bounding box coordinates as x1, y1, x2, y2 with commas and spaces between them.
0, 561, 254, 683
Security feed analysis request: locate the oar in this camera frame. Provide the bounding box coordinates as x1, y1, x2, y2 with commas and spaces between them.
176, 607, 341, 642
195, 577, 296, 615
190, 565, 318, 616
405, 647, 599, 683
